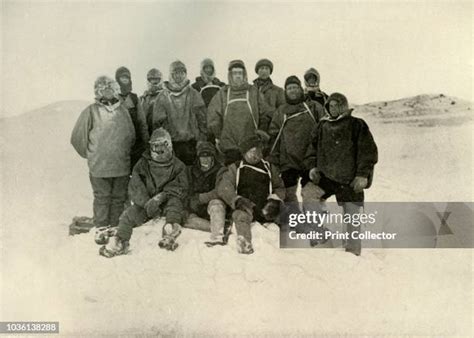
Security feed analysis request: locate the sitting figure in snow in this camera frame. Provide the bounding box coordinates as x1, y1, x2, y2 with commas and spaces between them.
303, 93, 378, 256
216, 132, 286, 254
98, 128, 188, 257
184, 141, 228, 246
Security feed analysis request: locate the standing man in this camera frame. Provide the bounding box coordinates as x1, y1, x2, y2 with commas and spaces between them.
268, 75, 325, 204
192, 58, 225, 107
152, 60, 207, 166
303, 93, 378, 256
115, 66, 150, 168
140, 68, 163, 136
253, 58, 285, 113
207, 59, 273, 165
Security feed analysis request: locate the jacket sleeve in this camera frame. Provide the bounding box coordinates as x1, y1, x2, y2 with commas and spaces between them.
311, 101, 326, 122
269, 164, 286, 201
136, 99, 150, 144
267, 107, 284, 165
355, 119, 378, 178
193, 92, 208, 141
303, 123, 321, 170
257, 91, 274, 133
70, 105, 92, 158
207, 90, 224, 140
216, 165, 239, 208
163, 162, 189, 202
276, 87, 286, 109
128, 161, 151, 207
152, 94, 168, 131
199, 189, 219, 204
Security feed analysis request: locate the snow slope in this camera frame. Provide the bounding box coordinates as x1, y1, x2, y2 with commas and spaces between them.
1, 98, 473, 336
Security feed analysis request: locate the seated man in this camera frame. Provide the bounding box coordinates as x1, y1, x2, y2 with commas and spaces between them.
216, 132, 286, 254
97, 128, 188, 257
184, 141, 227, 246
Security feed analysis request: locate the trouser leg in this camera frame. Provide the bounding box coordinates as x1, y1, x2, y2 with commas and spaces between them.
115, 204, 148, 241
208, 199, 226, 241
232, 209, 254, 254
343, 202, 363, 255
89, 175, 113, 227
109, 175, 130, 227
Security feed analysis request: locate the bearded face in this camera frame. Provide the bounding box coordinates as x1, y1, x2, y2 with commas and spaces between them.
150, 139, 173, 163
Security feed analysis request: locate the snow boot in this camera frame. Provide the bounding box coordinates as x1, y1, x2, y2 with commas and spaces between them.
158, 223, 182, 251
94, 226, 117, 245
99, 236, 129, 258
236, 235, 254, 254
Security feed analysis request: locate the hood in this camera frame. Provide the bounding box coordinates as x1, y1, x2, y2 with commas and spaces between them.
322, 92, 353, 121
227, 59, 249, 90
200, 58, 216, 84
145, 68, 163, 94
94, 75, 121, 100
115, 66, 132, 94
303, 67, 321, 88
168, 60, 189, 91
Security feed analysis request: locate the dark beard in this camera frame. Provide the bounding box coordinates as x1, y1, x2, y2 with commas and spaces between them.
285, 92, 304, 105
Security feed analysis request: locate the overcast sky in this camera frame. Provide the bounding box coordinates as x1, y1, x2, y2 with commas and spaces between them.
2, 0, 472, 116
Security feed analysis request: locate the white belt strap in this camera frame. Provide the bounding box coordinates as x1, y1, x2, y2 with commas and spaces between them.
270, 103, 316, 154
200, 84, 221, 93
235, 160, 272, 194
224, 89, 258, 130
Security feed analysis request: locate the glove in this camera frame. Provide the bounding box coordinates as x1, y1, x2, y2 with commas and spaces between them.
189, 194, 202, 212
313, 185, 326, 199
350, 176, 368, 192
234, 196, 256, 214
309, 168, 321, 184
144, 192, 168, 218
262, 199, 282, 222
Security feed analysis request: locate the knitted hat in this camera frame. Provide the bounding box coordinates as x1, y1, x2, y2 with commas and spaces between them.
284, 75, 302, 88
94, 75, 120, 100
228, 59, 246, 71
255, 58, 273, 74
147, 68, 162, 80
196, 141, 216, 157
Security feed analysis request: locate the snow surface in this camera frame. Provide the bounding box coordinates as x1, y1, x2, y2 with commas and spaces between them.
1, 98, 473, 336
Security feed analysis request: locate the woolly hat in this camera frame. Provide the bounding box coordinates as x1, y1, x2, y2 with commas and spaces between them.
94, 75, 120, 100
255, 58, 273, 74
284, 75, 302, 88
228, 59, 246, 71
147, 68, 162, 80
239, 130, 270, 155
196, 141, 216, 157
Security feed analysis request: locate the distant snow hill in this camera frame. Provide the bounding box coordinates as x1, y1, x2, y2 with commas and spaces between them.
353, 94, 472, 127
